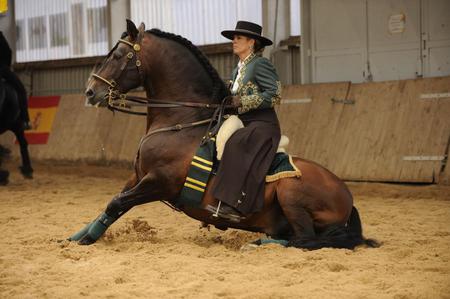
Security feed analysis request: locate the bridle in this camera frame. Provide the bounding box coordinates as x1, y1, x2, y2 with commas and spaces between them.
91, 38, 147, 114
90, 37, 231, 137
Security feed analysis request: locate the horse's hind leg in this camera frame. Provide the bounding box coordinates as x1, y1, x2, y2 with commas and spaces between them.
276, 179, 317, 247
13, 126, 33, 178
69, 173, 163, 245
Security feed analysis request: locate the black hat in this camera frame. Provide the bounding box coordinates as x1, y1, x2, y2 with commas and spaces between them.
221, 21, 273, 46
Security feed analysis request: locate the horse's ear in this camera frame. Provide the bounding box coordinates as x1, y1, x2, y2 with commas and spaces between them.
138, 22, 145, 33
126, 19, 139, 40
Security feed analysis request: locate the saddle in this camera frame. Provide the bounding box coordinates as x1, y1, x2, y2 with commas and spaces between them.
177, 115, 301, 209
216, 115, 290, 160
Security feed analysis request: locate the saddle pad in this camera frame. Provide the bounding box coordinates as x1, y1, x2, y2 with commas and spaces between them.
265, 153, 302, 183
177, 138, 216, 208
177, 141, 302, 209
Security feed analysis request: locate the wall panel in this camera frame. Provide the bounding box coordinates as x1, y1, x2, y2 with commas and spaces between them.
277, 77, 450, 183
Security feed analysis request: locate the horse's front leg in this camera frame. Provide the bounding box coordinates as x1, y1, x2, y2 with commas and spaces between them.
68, 172, 165, 245
13, 126, 33, 178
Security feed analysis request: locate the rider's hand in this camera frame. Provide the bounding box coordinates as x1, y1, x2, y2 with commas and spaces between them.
230, 96, 242, 108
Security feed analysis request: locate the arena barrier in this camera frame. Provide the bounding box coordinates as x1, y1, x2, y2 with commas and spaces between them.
277, 76, 450, 184
1, 77, 449, 184
0, 93, 147, 166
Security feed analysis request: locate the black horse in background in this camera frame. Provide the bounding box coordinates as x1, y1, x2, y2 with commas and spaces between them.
0, 79, 33, 185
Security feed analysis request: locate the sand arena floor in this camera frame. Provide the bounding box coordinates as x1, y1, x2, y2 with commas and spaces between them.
0, 161, 449, 298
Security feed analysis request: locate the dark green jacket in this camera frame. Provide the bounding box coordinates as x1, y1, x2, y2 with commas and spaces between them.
230, 53, 281, 114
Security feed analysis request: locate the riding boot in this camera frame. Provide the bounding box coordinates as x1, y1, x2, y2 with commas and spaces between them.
68, 212, 117, 244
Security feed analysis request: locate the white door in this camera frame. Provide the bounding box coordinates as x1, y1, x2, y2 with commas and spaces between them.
367, 0, 422, 81
422, 0, 450, 77
310, 0, 367, 83
306, 0, 449, 83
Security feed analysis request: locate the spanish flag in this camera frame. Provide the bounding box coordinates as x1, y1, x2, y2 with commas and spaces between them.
25, 96, 60, 144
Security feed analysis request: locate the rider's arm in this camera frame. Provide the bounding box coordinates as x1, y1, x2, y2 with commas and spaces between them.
238, 58, 281, 114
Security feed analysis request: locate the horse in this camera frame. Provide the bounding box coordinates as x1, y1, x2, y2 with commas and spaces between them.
69, 19, 378, 250
0, 78, 33, 185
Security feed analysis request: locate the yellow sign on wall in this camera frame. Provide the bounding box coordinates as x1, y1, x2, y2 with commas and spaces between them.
0, 0, 8, 14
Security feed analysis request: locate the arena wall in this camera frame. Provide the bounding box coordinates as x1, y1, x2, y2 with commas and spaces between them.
0, 94, 146, 166
278, 76, 450, 184
1, 76, 449, 184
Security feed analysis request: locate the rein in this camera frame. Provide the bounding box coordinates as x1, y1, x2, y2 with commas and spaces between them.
91, 38, 232, 136
108, 93, 227, 111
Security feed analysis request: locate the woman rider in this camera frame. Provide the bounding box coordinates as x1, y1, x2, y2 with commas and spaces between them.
208, 21, 282, 220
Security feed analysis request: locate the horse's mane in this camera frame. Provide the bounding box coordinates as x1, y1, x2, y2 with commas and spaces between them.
146, 29, 229, 101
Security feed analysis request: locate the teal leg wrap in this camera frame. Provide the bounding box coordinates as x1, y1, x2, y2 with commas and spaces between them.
84, 212, 117, 241
68, 221, 93, 241
87, 213, 117, 241
87, 213, 112, 241
68, 212, 116, 242
259, 238, 289, 246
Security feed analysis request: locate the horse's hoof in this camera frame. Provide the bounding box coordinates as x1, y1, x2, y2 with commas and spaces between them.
0, 146, 11, 157
19, 166, 33, 179
0, 170, 9, 185
78, 235, 97, 246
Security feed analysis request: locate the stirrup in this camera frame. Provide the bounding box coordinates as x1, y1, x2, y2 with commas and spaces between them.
212, 200, 222, 218
205, 201, 245, 223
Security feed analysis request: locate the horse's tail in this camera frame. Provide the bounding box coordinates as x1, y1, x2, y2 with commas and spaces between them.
345, 206, 380, 248
288, 206, 380, 250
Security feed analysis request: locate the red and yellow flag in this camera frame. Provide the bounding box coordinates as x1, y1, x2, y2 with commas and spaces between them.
25, 96, 60, 144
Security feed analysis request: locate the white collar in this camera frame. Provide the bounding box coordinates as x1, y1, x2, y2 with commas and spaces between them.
238, 53, 254, 68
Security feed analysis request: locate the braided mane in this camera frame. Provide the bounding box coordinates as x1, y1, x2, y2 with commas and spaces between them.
146, 28, 229, 101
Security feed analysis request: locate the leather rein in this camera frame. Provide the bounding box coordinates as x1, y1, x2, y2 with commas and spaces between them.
91, 38, 230, 136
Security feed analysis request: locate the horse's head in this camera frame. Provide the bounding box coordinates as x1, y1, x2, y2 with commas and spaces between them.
85, 20, 146, 107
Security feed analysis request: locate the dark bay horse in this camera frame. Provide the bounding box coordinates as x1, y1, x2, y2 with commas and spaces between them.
0, 79, 33, 184
69, 20, 377, 250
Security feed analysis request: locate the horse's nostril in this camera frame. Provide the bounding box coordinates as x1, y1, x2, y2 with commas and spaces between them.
85, 89, 95, 98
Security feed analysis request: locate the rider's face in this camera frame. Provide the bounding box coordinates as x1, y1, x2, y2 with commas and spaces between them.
232, 35, 255, 59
